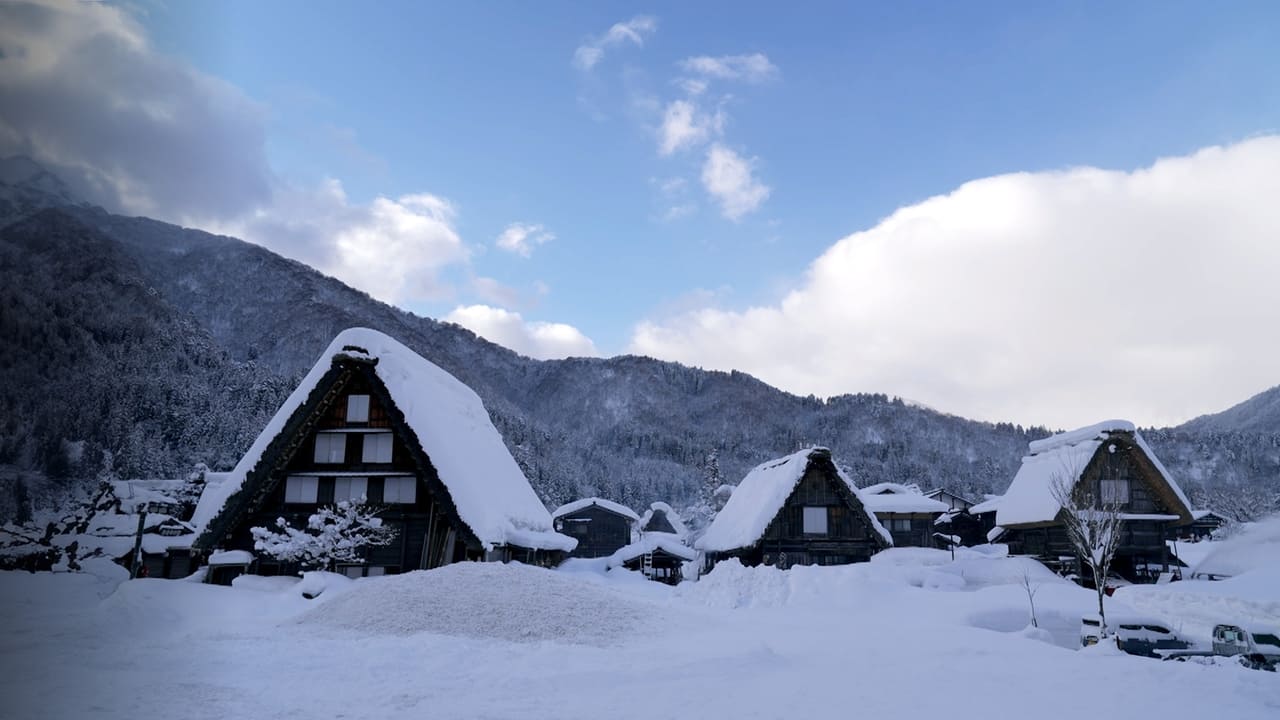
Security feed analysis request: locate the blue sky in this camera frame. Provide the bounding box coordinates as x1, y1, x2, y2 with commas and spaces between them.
134, 1, 1278, 350
4, 1, 1279, 426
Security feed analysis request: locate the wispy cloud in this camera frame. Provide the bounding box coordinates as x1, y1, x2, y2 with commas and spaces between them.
496, 222, 555, 257
573, 16, 657, 71
701, 144, 770, 221
658, 99, 726, 155
679, 53, 779, 83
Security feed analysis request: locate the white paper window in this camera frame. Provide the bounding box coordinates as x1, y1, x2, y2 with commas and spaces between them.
362, 433, 393, 463
334, 477, 368, 503
1101, 478, 1130, 505
803, 506, 828, 535
313, 433, 346, 464
346, 394, 370, 423
285, 476, 318, 504
366, 566, 386, 577
383, 476, 417, 504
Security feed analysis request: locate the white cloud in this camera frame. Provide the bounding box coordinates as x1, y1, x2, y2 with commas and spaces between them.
658, 99, 726, 156
0, 1, 475, 308
446, 305, 599, 360
679, 53, 779, 83
633, 137, 1280, 428
216, 179, 468, 305
700, 144, 770, 220
573, 16, 657, 71
0, 0, 272, 221
496, 222, 555, 257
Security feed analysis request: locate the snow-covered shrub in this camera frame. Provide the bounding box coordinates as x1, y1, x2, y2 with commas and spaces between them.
251, 500, 397, 571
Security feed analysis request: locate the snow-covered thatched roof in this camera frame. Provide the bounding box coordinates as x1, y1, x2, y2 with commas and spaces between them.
193, 328, 574, 553
996, 420, 1191, 528
640, 501, 688, 538
696, 448, 891, 552
859, 483, 950, 514
552, 497, 641, 523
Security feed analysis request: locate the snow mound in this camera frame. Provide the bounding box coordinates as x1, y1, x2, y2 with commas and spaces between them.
1192, 514, 1280, 579
298, 562, 663, 645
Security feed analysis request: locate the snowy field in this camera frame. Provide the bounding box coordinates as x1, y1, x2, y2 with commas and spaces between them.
1, 549, 1278, 720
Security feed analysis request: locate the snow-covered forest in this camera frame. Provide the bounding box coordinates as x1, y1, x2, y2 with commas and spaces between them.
2, 167, 1278, 525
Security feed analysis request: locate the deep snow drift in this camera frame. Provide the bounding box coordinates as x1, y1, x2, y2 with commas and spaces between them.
299, 562, 667, 645
1, 546, 1278, 720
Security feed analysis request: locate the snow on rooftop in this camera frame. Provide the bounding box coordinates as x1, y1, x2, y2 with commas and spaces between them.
969, 495, 1003, 515
1026, 419, 1135, 455
608, 535, 697, 566
997, 420, 1190, 528
208, 550, 254, 565
193, 328, 574, 553
640, 501, 688, 538
552, 497, 641, 523
859, 483, 950, 514
697, 448, 891, 552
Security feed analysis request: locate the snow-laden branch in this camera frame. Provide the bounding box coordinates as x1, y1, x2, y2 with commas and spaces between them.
251, 500, 398, 571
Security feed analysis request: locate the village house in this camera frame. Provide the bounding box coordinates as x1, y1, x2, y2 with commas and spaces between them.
696, 447, 891, 571
606, 501, 694, 584
609, 535, 697, 584
995, 420, 1193, 583
859, 483, 950, 547
191, 328, 575, 581
924, 488, 974, 512
552, 498, 639, 559
639, 501, 688, 539
1177, 510, 1230, 541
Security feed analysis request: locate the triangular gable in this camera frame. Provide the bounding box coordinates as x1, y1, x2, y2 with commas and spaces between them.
194, 357, 485, 552
697, 448, 891, 552
194, 328, 572, 553
998, 422, 1192, 528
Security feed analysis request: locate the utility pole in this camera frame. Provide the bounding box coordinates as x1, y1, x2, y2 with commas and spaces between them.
129, 502, 149, 579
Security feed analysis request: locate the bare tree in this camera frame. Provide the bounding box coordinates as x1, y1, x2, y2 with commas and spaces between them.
1050, 468, 1124, 637
1019, 566, 1042, 629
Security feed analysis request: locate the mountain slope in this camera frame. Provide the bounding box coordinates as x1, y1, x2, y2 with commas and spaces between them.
1178, 385, 1280, 434
1, 161, 1277, 522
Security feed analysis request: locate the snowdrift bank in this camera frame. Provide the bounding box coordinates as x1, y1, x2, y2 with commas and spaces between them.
299, 562, 665, 645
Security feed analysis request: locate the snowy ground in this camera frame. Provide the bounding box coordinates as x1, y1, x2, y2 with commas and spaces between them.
1, 548, 1277, 720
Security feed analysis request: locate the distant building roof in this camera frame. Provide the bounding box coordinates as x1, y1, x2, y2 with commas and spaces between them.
552, 497, 641, 523
696, 448, 891, 552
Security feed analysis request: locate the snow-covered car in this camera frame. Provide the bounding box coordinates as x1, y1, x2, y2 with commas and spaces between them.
1212, 624, 1280, 671
1080, 614, 1191, 658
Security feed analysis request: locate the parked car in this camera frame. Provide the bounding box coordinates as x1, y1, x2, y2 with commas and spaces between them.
1079, 614, 1191, 658
1212, 624, 1280, 671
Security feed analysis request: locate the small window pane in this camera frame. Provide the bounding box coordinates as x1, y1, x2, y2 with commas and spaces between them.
383, 477, 417, 504
314, 434, 346, 464
803, 506, 828, 535
362, 433, 393, 463
347, 395, 370, 423
334, 477, 368, 503
342, 566, 364, 579
285, 476, 318, 504
366, 566, 386, 577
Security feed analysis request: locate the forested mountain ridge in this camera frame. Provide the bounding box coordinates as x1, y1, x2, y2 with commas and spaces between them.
1, 160, 1277, 522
